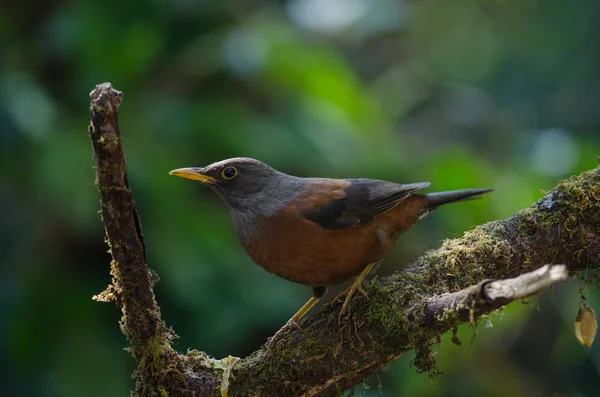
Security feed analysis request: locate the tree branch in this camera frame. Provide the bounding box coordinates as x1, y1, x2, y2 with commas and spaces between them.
422, 264, 568, 329
89, 83, 219, 395
89, 83, 600, 397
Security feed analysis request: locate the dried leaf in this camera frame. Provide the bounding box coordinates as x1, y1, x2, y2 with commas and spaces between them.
575, 306, 597, 348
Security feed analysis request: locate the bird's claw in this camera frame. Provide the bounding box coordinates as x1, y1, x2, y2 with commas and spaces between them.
337, 279, 371, 324
266, 319, 302, 352
337, 284, 365, 325
336, 262, 377, 324
357, 283, 369, 300
287, 319, 302, 330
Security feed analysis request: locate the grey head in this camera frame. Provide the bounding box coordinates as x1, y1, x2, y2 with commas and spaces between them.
170, 157, 306, 241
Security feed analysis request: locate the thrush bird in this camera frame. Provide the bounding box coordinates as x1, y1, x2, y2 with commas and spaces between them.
170, 158, 491, 344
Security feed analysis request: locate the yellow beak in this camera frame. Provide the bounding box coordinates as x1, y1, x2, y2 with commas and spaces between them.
169, 168, 217, 184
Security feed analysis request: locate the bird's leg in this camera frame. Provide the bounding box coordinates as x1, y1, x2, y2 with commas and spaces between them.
337, 227, 389, 307
268, 286, 327, 350
338, 262, 377, 324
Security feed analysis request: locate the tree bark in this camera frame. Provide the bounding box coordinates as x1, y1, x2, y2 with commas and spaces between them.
89, 83, 600, 397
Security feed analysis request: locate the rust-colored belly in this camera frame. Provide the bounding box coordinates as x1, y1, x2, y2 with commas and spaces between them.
242, 196, 425, 287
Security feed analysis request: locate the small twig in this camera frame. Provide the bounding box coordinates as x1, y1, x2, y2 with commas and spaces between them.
422, 265, 569, 327
482, 264, 568, 302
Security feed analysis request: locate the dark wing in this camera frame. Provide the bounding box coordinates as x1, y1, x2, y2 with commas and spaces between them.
299, 179, 430, 230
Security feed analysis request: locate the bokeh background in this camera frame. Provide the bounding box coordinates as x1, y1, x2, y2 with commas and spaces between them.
2, 0, 600, 396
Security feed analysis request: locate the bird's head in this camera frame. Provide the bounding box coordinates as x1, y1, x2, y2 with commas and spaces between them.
169, 157, 290, 212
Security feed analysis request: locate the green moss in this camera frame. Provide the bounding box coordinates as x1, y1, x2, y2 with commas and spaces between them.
410, 345, 442, 378
362, 284, 404, 335
451, 327, 461, 346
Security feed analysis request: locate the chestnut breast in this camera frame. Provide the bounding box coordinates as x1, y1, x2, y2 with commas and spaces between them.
241, 179, 427, 287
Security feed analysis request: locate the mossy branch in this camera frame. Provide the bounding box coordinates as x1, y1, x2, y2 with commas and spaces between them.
89, 83, 218, 395
89, 83, 600, 397
422, 264, 568, 330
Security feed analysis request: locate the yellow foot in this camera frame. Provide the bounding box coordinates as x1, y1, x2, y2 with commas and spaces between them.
335, 279, 369, 302
337, 262, 377, 324
267, 290, 325, 352
267, 319, 301, 351
338, 283, 361, 324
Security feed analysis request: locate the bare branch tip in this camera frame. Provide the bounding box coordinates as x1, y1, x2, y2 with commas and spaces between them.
89, 82, 123, 114
547, 264, 569, 282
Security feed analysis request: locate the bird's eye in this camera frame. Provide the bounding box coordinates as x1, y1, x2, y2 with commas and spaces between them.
222, 166, 238, 180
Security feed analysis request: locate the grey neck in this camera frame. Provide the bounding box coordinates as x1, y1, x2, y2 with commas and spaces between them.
227, 173, 307, 244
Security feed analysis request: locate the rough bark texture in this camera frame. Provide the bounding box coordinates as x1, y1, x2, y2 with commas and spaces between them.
89, 84, 219, 395
89, 83, 600, 397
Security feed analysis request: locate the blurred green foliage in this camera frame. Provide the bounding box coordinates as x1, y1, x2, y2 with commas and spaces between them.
1, 0, 599, 396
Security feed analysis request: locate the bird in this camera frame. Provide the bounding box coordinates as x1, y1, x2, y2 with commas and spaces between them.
169, 157, 492, 345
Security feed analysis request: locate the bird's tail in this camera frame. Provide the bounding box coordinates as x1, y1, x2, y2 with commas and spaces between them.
425, 188, 493, 210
